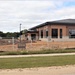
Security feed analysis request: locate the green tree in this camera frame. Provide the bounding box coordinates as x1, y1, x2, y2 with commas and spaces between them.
0, 31, 6, 37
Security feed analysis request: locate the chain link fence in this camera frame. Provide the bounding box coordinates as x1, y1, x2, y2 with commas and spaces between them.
0, 37, 75, 51
0, 37, 20, 51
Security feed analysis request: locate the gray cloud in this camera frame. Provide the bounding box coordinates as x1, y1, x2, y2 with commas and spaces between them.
0, 0, 74, 32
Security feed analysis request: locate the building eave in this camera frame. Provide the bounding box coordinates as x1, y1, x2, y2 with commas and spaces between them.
29, 19, 75, 30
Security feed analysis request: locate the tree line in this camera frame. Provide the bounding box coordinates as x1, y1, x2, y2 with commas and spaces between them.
0, 31, 20, 38
0, 29, 28, 38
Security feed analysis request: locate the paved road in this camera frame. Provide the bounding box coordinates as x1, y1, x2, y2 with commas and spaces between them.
0, 53, 75, 58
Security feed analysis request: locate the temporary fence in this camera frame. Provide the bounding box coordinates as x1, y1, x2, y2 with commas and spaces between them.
0, 37, 75, 51
0, 37, 26, 51
26, 40, 75, 51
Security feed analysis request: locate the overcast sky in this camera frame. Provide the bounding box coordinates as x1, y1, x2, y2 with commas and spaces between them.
0, 0, 75, 32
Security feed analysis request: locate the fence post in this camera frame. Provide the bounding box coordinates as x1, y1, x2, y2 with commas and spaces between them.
47, 36, 50, 48
12, 37, 14, 50
31, 39, 32, 47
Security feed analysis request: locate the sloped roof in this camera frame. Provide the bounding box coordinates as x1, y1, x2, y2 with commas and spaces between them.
52, 19, 75, 24
29, 19, 75, 30
27, 30, 38, 33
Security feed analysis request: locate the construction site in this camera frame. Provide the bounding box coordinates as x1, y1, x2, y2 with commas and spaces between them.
0, 37, 75, 52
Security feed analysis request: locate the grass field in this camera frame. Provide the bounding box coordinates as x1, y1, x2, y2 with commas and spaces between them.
0, 49, 75, 55
0, 55, 75, 69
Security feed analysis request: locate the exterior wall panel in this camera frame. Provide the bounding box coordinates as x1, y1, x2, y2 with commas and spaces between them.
28, 24, 75, 41
36, 24, 68, 41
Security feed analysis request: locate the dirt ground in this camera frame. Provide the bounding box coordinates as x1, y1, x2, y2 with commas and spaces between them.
26, 41, 75, 50
0, 41, 75, 51
0, 65, 75, 75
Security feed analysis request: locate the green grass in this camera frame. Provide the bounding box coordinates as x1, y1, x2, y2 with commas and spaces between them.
0, 55, 75, 69
0, 49, 75, 55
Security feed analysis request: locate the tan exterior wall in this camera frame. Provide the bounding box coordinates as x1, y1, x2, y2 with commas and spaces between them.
50, 24, 67, 37
28, 24, 75, 41
36, 24, 68, 41
37, 26, 49, 40
27, 33, 38, 41
66, 25, 75, 36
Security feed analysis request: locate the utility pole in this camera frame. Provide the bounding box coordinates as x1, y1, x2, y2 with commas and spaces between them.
20, 23, 22, 43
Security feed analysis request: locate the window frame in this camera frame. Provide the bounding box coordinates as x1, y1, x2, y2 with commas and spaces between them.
52, 29, 58, 38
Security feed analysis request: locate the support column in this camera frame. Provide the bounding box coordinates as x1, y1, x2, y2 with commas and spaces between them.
48, 25, 51, 41
39, 30, 41, 39
58, 28, 60, 39
63, 26, 69, 40
28, 33, 31, 40
36, 33, 39, 40
43, 29, 46, 38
